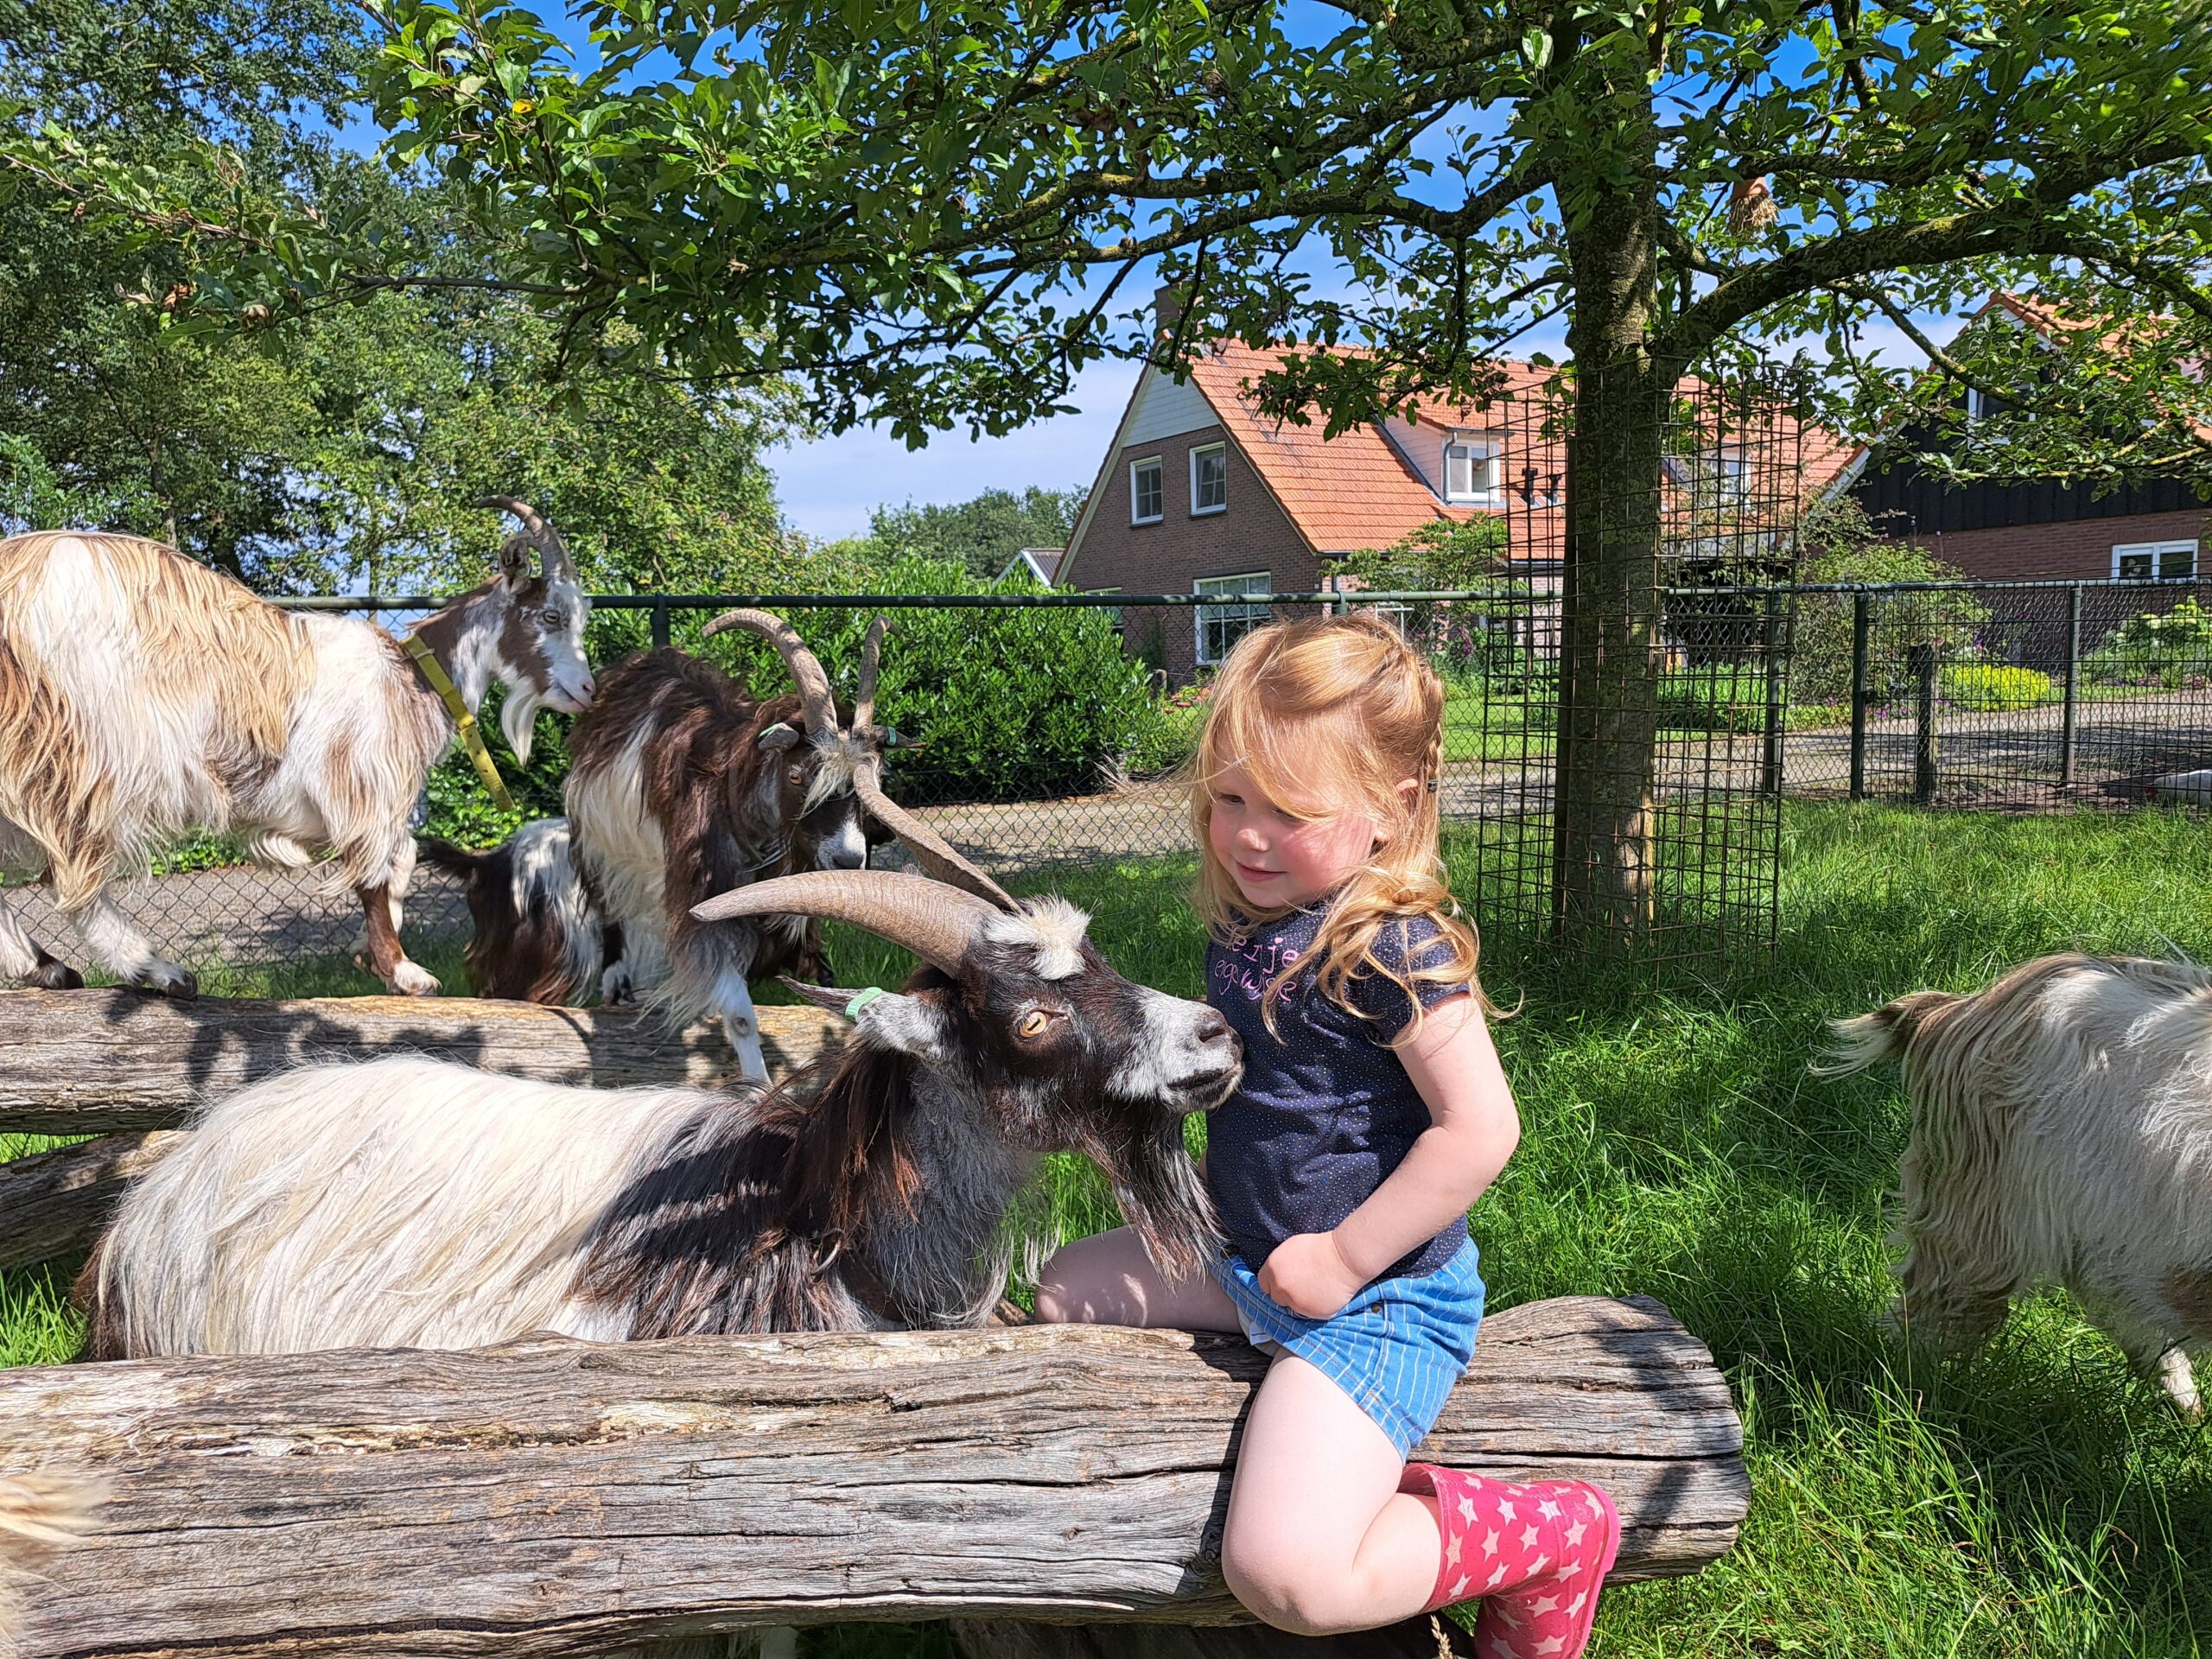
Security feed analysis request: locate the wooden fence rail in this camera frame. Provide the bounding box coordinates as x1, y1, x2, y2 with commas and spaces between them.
1, 1298, 1746, 1659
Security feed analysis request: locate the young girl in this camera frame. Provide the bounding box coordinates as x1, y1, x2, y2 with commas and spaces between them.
1034, 613, 1618, 1652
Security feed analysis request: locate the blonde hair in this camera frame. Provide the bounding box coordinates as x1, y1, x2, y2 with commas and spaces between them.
1189, 611, 1485, 1037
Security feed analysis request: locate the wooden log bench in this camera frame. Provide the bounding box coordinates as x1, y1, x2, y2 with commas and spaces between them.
0, 990, 843, 1270
0, 1298, 1746, 1659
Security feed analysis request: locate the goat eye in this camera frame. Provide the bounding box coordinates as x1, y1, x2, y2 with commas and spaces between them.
786, 764, 806, 786
1016, 1010, 1052, 1039
542, 609, 563, 628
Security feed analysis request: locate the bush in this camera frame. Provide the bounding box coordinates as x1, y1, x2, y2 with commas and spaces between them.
1657, 665, 1774, 731
1789, 500, 1989, 707
687, 557, 1150, 804
1941, 663, 2055, 711
1124, 682, 1211, 778
2082, 597, 2212, 689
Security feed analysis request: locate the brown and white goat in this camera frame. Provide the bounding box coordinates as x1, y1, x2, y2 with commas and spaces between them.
556, 611, 922, 1078
1827, 953, 2212, 1416
79, 851, 1238, 1356
0, 501, 594, 996
416, 816, 616, 1004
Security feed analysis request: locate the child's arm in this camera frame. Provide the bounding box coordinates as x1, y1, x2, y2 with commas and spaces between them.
1257, 995, 1519, 1319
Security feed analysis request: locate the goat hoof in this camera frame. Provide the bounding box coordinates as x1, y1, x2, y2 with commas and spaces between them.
130, 965, 199, 1000
391, 963, 442, 997
26, 957, 82, 990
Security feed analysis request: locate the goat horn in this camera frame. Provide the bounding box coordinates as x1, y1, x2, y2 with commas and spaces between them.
703, 609, 837, 739
474, 495, 577, 583
854, 756, 1017, 910
691, 870, 993, 977
853, 614, 888, 733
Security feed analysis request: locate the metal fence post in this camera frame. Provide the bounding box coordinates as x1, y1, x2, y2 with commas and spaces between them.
1849, 592, 1870, 801
2060, 582, 2082, 790
651, 599, 671, 651
1760, 586, 1784, 797
1909, 640, 1940, 805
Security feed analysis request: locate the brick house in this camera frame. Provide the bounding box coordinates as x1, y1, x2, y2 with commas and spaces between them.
1057, 340, 1860, 682
1851, 294, 2210, 582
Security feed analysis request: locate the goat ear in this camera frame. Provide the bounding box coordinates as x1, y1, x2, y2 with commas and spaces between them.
851, 988, 951, 1062
495, 536, 531, 589
758, 722, 804, 753
777, 976, 874, 1014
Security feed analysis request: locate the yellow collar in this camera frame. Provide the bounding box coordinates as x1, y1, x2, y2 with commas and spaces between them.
402, 633, 515, 814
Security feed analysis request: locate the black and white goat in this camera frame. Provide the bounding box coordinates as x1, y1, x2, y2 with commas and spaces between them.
430, 611, 915, 1076
79, 846, 1238, 1357
1827, 953, 2212, 1417
0, 500, 594, 997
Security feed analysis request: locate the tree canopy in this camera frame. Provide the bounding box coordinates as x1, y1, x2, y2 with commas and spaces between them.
868, 485, 1084, 581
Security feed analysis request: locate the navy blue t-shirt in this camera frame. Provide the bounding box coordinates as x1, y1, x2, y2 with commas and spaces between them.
1205, 905, 1473, 1281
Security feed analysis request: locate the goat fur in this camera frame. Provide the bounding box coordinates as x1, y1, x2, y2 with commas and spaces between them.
1827, 952, 2212, 1415
0, 530, 591, 996
0, 1474, 105, 1655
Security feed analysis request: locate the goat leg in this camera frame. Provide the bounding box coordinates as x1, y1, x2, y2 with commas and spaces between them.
354, 883, 438, 997
0, 898, 81, 989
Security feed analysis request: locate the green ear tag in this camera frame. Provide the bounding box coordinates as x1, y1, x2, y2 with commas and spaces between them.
844, 987, 887, 1020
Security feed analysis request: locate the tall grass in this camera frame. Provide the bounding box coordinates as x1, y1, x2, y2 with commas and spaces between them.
4, 804, 2209, 1655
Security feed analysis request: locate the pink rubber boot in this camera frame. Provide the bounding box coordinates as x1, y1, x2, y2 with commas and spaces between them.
1398, 1464, 1621, 1659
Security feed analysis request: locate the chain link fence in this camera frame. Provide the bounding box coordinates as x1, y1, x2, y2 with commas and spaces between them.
8, 575, 2211, 983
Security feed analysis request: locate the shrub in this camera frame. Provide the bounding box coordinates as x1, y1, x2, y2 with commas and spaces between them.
687, 557, 1149, 804
1657, 665, 1774, 731
1789, 500, 1990, 707
2082, 598, 2212, 689
1940, 664, 2055, 711
1124, 681, 1211, 778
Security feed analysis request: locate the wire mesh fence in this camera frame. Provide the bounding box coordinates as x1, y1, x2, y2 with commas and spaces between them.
12, 574, 2212, 986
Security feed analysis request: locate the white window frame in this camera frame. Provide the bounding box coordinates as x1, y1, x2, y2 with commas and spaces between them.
1441, 433, 1503, 505
2113, 539, 2198, 581
1194, 571, 1271, 666
1189, 443, 1229, 515
1083, 586, 1125, 637
1129, 457, 1165, 525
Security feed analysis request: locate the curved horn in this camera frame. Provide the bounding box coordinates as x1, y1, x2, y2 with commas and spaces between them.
703, 608, 837, 738
474, 495, 577, 582
690, 869, 995, 977
854, 756, 1018, 910
853, 614, 889, 733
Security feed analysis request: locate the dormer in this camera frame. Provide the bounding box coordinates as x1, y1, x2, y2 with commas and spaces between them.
1382, 417, 1510, 508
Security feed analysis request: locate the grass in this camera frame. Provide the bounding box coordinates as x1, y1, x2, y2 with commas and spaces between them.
7, 804, 2212, 1655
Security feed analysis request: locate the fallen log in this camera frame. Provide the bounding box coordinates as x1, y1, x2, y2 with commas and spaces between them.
0, 989, 842, 1136
0, 1297, 1744, 1659
0, 1132, 186, 1273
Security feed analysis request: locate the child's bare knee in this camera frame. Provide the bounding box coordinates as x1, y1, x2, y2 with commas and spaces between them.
1031, 1253, 1079, 1325
1222, 1535, 1354, 1636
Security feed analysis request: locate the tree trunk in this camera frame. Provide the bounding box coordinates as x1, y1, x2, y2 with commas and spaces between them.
1549, 50, 1672, 953
0, 1298, 1745, 1659
0, 989, 842, 1137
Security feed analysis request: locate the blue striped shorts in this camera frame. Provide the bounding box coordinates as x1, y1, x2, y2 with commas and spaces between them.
1213, 1241, 1485, 1458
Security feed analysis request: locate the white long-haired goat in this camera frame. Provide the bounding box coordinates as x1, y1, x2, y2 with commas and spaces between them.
0, 500, 594, 996
1827, 953, 2212, 1416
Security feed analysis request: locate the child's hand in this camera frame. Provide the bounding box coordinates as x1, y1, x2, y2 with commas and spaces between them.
1258, 1230, 1366, 1320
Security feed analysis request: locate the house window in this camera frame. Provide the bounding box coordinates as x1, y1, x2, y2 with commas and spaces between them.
1084, 587, 1124, 638
2113, 540, 2197, 581
1191, 444, 1228, 515
1130, 458, 1164, 524
1195, 571, 1271, 665
1443, 435, 1502, 504
1366, 603, 1412, 637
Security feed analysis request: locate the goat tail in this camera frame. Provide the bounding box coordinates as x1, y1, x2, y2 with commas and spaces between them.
1816, 989, 1959, 1077
0, 1472, 106, 1653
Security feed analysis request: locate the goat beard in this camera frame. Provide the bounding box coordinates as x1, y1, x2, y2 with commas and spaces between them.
499, 685, 547, 765
1091, 1121, 1223, 1284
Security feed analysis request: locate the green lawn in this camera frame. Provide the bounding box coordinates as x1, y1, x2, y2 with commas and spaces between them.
6, 804, 2212, 1654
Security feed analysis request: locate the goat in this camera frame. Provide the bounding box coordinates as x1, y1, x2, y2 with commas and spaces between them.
1827, 953, 2212, 1417
0, 500, 594, 997
559, 611, 912, 1078
416, 817, 619, 1004
79, 831, 1238, 1357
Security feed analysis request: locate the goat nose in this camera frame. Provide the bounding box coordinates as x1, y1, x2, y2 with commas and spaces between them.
1196, 1009, 1233, 1047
